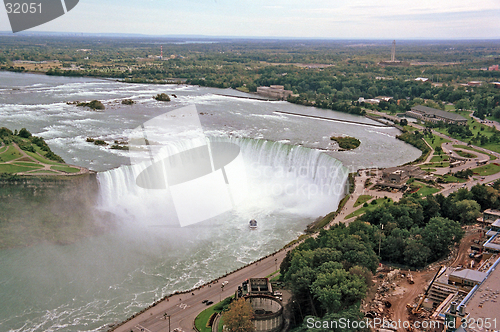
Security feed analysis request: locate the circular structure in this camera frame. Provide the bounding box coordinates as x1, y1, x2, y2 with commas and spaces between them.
245, 295, 283, 332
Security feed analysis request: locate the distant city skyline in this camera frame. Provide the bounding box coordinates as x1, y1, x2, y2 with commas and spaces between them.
0, 0, 499, 39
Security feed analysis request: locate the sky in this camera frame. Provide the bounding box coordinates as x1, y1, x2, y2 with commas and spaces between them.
0, 0, 499, 39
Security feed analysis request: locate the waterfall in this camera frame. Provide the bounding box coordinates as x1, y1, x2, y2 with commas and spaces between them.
97, 136, 349, 227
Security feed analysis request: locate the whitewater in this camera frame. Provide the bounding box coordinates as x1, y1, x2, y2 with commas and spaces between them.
0, 72, 421, 332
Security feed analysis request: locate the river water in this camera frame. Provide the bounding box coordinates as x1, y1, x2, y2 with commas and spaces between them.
0, 71, 420, 332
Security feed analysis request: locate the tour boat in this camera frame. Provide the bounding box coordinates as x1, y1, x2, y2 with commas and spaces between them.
249, 219, 257, 229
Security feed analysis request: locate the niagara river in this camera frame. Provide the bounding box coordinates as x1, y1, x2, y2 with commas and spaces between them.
0, 71, 421, 332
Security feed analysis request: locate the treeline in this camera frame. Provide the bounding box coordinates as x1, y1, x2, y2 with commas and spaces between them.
3, 37, 499, 119
280, 222, 377, 332
362, 184, 499, 267
396, 131, 431, 162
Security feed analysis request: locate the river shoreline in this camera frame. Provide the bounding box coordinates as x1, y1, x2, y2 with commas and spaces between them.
0, 70, 420, 332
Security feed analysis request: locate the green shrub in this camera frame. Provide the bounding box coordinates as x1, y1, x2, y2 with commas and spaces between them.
330, 136, 361, 150
153, 93, 171, 102
18, 128, 32, 138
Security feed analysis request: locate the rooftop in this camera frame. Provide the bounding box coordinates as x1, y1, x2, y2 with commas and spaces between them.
484, 233, 500, 251
410, 105, 467, 122
484, 209, 500, 217
464, 260, 500, 327
450, 269, 487, 283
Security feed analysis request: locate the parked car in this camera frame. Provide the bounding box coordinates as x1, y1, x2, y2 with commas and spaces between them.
206, 301, 213, 305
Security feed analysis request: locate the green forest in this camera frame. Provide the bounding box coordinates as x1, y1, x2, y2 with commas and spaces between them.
280, 181, 500, 331
1, 37, 499, 120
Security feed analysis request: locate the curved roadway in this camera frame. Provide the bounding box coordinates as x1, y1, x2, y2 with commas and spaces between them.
111, 249, 290, 332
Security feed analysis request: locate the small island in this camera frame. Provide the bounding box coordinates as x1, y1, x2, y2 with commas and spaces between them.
75, 100, 105, 110
153, 93, 171, 102
330, 135, 361, 150
121, 99, 135, 105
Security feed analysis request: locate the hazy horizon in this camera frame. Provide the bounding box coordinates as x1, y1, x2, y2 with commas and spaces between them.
0, 0, 499, 39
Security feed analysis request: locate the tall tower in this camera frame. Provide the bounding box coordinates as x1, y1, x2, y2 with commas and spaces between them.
160, 46, 163, 60
391, 40, 396, 62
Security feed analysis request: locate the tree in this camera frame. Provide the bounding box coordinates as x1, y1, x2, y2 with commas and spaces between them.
403, 239, 431, 268
381, 228, 410, 263
310, 268, 367, 314
455, 98, 470, 111
453, 199, 481, 224
471, 184, 499, 210
154, 93, 171, 101
223, 298, 255, 332
18, 127, 32, 138
421, 217, 464, 260
421, 195, 441, 222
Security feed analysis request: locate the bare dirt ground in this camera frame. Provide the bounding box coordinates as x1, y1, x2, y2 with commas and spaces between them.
449, 230, 483, 268
366, 228, 482, 331
390, 270, 436, 329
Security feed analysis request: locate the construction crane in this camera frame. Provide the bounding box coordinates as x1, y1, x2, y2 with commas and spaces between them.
407, 266, 444, 315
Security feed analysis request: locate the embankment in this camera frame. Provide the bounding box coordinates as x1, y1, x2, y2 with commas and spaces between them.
0, 173, 113, 249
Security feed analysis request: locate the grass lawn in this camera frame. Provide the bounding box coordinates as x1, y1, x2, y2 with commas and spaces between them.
235, 86, 250, 93
195, 297, 233, 332
424, 135, 451, 150
266, 270, 280, 279
195, 305, 218, 332
0, 145, 8, 154
436, 113, 500, 153
439, 174, 468, 183
479, 143, 500, 155
430, 155, 449, 162
415, 182, 440, 196
28, 169, 59, 174
403, 125, 417, 132
472, 163, 500, 176
0, 146, 23, 162
453, 145, 496, 160
25, 151, 62, 165
425, 161, 450, 168
0, 164, 41, 173
353, 195, 373, 207
346, 198, 393, 219
13, 162, 43, 169
455, 150, 477, 159
50, 165, 80, 173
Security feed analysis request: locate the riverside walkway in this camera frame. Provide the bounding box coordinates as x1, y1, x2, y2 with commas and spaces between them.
110, 248, 291, 332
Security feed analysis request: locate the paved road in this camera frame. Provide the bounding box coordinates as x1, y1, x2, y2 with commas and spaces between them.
471, 114, 500, 131
439, 172, 500, 197
111, 248, 290, 332
111, 111, 500, 332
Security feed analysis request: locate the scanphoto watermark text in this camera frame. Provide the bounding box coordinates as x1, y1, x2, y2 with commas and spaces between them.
306, 317, 498, 330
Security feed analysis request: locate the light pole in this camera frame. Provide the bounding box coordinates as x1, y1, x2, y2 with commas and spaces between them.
275, 258, 278, 272
378, 224, 384, 257
163, 313, 170, 332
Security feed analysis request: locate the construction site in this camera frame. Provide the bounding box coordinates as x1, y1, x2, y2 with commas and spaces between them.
362, 214, 500, 332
